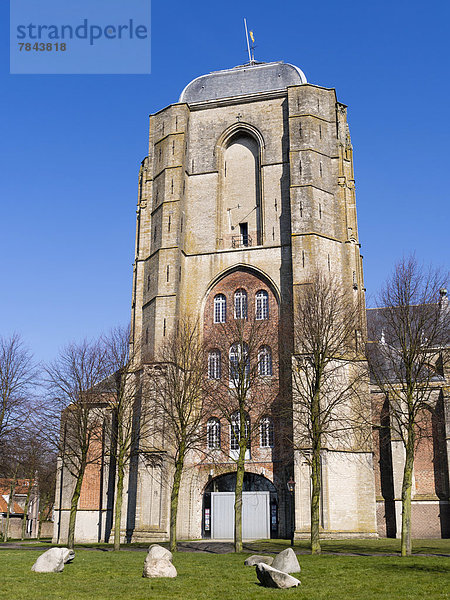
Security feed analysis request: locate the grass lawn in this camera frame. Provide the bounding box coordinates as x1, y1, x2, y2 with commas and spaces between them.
0, 545, 449, 600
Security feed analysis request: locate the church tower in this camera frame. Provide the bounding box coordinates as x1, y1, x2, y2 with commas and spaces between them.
126, 60, 377, 542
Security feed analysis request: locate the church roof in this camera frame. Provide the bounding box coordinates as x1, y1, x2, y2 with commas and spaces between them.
179, 61, 307, 104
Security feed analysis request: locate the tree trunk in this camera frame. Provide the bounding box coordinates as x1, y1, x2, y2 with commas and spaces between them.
5, 475, 17, 542
234, 440, 246, 553
401, 425, 415, 557
169, 448, 185, 553
67, 462, 86, 549
310, 445, 321, 554
37, 512, 42, 540
113, 446, 126, 551
21, 488, 31, 540
310, 389, 321, 554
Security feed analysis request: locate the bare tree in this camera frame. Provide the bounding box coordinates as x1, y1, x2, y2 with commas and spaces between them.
367, 256, 449, 556
0, 334, 37, 450
205, 315, 278, 552
146, 319, 207, 552
291, 271, 368, 554
100, 325, 142, 551
45, 340, 108, 548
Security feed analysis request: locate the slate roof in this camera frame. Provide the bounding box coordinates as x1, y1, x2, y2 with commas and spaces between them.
179, 61, 307, 103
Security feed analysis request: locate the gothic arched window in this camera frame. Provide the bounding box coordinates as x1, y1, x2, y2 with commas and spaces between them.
258, 346, 273, 376
234, 289, 248, 319
260, 416, 274, 448
223, 133, 262, 246
214, 294, 226, 323
255, 290, 269, 320
207, 418, 221, 449
208, 350, 221, 380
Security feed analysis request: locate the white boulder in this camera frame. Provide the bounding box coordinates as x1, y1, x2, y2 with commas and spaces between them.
31, 547, 75, 573
244, 554, 274, 566
143, 557, 177, 578
271, 547, 301, 573
255, 563, 301, 589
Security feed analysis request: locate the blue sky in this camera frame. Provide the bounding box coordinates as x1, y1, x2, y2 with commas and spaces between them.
1, 0, 449, 364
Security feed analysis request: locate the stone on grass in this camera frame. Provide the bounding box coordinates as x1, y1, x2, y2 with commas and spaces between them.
143, 557, 177, 578
244, 554, 274, 567
271, 547, 301, 573
31, 547, 75, 573
147, 544, 173, 561
255, 563, 301, 589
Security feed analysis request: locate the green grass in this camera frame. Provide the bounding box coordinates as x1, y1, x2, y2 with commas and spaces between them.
0, 547, 449, 600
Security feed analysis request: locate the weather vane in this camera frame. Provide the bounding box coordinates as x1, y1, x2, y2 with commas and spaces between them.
243, 18, 256, 64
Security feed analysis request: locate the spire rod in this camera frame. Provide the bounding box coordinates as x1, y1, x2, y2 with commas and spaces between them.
243, 18, 252, 64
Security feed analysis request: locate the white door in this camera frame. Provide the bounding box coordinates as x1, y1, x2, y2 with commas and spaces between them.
211, 491, 270, 540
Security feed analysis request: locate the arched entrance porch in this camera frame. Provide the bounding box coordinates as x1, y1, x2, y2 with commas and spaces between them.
202, 472, 278, 539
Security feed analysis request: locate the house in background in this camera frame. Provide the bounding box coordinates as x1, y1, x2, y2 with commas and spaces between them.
0, 479, 39, 539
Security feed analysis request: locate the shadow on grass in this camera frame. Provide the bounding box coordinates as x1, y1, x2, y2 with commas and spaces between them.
382, 563, 450, 574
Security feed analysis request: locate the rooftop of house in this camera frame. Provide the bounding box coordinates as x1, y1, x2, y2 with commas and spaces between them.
0, 478, 35, 496
0, 496, 24, 514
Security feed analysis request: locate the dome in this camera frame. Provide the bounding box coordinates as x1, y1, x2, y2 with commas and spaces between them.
179, 61, 307, 104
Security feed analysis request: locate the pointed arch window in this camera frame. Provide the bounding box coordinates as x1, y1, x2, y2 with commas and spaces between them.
234, 289, 248, 319
258, 346, 273, 376
260, 416, 274, 448
214, 294, 226, 323
255, 290, 269, 320
207, 418, 221, 450
208, 350, 221, 380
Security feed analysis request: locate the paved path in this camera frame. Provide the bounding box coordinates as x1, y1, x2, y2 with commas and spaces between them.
0, 540, 448, 557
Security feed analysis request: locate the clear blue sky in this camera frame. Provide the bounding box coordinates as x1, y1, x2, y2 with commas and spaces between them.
1, 0, 449, 364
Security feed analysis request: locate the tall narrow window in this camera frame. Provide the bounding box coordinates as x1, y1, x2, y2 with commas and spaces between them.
207, 418, 221, 450
258, 346, 273, 376
255, 290, 269, 320
229, 343, 249, 385
230, 412, 250, 451
234, 289, 247, 319
208, 350, 221, 380
214, 294, 226, 323
260, 416, 274, 448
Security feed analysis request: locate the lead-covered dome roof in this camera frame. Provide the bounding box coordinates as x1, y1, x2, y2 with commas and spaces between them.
179, 61, 307, 103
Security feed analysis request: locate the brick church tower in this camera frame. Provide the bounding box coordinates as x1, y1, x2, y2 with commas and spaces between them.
125, 61, 378, 542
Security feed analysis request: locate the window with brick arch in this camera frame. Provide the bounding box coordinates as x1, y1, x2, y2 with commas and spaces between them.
260, 416, 274, 448
234, 289, 248, 319
208, 349, 221, 380
214, 294, 226, 323
258, 346, 272, 376
207, 418, 221, 449
255, 290, 269, 320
